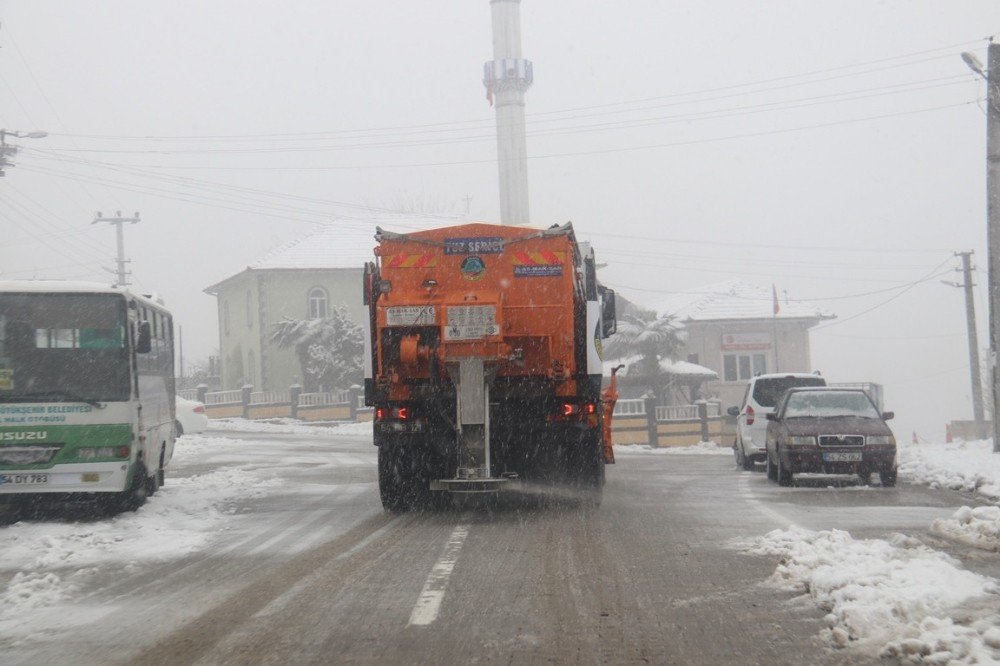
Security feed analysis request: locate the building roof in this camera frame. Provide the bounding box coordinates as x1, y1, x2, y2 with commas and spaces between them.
619, 280, 834, 323
205, 213, 469, 293
602, 354, 718, 379
255, 213, 469, 270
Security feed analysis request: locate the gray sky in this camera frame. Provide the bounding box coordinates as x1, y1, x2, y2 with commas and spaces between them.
2, 0, 1000, 439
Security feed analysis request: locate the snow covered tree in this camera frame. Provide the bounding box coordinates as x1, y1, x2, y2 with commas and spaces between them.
272, 307, 364, 392
603, 311, 684, 381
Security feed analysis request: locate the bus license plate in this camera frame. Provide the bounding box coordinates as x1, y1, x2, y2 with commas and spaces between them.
822, 452, 862, 462
0, 473, 50, 486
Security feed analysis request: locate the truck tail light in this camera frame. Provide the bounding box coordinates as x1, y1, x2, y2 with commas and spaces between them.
556, 402, 597, 421
193, 404, 205, 414
746, 405, 755, 426
394, 407, 409, 420
376, 406, 411, 420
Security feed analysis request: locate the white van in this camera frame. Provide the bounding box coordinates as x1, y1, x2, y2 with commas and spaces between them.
727, 372, 826, 470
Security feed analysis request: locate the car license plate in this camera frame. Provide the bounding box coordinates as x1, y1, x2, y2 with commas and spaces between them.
0, 473, 50, 486
822, 452, 862, 462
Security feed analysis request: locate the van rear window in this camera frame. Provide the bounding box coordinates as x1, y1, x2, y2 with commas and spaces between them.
752, 377, 826, 407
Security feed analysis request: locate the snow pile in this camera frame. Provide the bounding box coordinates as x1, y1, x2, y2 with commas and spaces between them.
0, 436, 281, 623
933, 505, 1000, 552
899, 439, 1000, 502
614, 441, 729, 455
745, 527, 1000, 663
209, 417, 372, 437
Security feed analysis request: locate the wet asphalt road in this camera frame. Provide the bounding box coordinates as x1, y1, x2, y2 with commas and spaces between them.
2, 429, 994, 665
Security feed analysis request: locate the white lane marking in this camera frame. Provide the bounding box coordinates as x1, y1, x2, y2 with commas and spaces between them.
407, 524, 471, 627
738, 474, 799, 529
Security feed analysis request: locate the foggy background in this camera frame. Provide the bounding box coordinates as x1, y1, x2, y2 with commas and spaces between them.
2, 0, 1000, 440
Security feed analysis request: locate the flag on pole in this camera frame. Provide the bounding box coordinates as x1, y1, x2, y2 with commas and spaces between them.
772, 284, 780, 316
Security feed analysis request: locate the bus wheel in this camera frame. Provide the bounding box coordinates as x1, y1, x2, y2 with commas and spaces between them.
111, 463, 150, 513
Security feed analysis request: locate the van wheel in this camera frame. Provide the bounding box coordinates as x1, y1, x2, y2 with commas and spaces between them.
740, 446, 755, 471
777, 449, 794, 487
880, 467, 897, 487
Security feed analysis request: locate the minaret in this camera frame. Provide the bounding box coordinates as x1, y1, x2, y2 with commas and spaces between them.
483, 0, 533, 226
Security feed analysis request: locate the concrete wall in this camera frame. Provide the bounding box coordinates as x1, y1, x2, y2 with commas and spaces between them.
213, 268, 364, 390
682, 319, 816, 412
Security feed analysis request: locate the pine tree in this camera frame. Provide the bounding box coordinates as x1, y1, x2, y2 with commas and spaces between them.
272, 307, 363, 392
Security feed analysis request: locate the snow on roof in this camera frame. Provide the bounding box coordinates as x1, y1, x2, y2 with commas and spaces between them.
0, 279, 124, 294
618, 280, 834, 323
602, 354, 717, 379
253, 213, 469, 271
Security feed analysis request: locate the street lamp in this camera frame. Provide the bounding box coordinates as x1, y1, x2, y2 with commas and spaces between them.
0, 129, 48, 177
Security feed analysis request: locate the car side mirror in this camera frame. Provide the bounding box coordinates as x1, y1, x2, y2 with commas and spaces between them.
765, 412, 778, 421
881, 411, 894, 421
727, 406, 740, 417
136, 321, 152, 354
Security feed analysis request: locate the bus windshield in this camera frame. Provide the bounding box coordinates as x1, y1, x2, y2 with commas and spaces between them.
0, 293, 130, 403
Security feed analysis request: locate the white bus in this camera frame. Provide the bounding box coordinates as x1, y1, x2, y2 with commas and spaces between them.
0, 281, 175, 513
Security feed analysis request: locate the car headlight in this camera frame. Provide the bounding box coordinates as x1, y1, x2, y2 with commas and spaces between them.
787, 436, 816, 447
867, 435, 895, 446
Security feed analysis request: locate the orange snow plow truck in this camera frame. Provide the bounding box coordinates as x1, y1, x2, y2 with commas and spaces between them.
363, 221, 618, 510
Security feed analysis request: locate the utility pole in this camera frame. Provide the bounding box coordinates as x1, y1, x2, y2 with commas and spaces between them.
92, 210, 140, 287
945, 251, 987, 437
963, 43, 1000, 452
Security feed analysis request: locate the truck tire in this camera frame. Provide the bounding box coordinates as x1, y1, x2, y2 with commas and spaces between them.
378, 445, 409, 512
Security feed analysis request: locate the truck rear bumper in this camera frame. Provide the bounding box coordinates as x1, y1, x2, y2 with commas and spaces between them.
429, 476, 520, 493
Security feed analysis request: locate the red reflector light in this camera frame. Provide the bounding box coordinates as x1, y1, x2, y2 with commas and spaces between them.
584, 402, 596, 415
746, 405, 755, 426
376, 407, 386, 420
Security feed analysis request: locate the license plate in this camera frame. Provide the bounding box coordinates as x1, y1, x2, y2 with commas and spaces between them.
0, 473, 50, 486
822, 451, 862, 462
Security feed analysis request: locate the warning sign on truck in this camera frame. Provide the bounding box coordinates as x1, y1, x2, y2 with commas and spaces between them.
445, 305, 499, 340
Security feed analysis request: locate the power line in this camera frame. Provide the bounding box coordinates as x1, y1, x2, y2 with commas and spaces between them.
812, 258, 955, 330
46, 37, 988, 143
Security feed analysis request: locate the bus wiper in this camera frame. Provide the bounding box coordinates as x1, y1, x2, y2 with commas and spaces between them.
0, 391, 105, 408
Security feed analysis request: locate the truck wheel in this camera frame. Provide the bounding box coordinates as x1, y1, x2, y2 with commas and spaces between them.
777, 449, 794, 487
766, 453, 777, 481
378, 445, 409, 512
576, 442, 604, 507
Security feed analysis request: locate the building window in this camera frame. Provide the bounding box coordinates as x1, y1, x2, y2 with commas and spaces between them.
223, 301, 230, 335
308, 287, 328, 319
723, 352, 766, 381
246, 290, 254, 328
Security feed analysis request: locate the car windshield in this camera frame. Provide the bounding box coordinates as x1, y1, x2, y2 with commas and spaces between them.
752, 376, 826, 407
0, 293, 130, 403
783, 391, 880, 419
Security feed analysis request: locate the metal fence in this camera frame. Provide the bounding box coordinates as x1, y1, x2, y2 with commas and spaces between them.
177, 388, 198, 401
204, 389, 243, 406
613, 399, 646, 417
251, 390, 290, 406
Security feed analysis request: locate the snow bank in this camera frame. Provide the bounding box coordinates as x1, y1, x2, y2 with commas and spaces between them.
899, 439, 1000, 502
932, 505, 1000, 552
745, 527, 1000, 663
614, 441, 729, 455
209, 417, 372, 437
0, 435, 281, 624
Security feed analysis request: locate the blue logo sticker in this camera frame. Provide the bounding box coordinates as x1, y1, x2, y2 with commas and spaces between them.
460, 256, 486, 280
